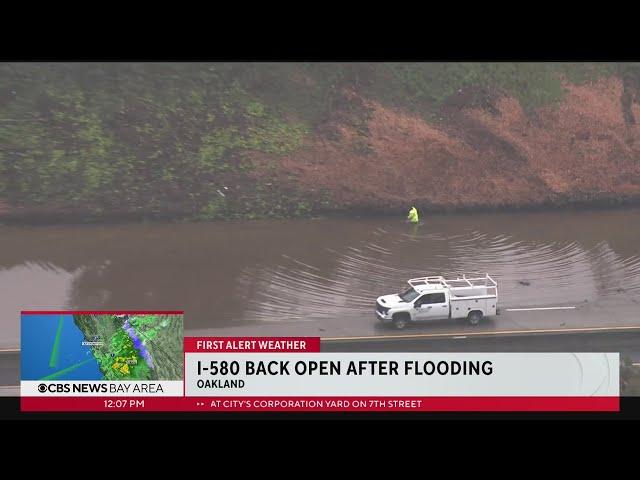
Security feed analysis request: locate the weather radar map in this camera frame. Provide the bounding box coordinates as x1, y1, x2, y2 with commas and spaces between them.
21, 313, 184, 381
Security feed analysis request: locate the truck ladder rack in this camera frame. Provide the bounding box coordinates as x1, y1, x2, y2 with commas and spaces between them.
408, 273, 497, 292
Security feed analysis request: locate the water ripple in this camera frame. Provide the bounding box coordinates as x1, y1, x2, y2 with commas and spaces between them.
236, 222, 640, 323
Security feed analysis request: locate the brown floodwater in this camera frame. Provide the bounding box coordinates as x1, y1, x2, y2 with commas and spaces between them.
1, 208, 640, 348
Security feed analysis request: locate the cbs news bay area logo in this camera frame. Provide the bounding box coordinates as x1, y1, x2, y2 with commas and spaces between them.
37, 382, 166, 394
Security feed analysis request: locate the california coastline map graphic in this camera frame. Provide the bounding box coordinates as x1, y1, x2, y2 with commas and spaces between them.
21, 313, 184, 381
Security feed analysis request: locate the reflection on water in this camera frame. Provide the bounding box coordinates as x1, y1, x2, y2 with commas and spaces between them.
0, 262, 82, 348
1, 208, 640, 346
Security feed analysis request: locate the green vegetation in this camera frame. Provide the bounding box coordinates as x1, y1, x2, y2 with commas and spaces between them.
102, 328, 152, 380
73, 313, 183, 381
74, 314, 150, 380
621, 356, 640, 396
0, 64, 307, 218
1, 63, 638, 220
365, 63, 620, 116
130, 314, 184, 381
48, 315, 64, 368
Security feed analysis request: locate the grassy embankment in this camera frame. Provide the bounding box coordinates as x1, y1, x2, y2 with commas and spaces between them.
1, 63, 638, 221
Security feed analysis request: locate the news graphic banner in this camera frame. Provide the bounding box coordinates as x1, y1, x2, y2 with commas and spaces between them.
20, 311, 185, 403
181, 338, 619, 411
20, 315, 619, 412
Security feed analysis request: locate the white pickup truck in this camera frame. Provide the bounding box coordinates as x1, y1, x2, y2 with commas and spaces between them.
375, 274, 498, 329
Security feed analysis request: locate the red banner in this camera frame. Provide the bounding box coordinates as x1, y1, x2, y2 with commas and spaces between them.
21, 396, 620, 412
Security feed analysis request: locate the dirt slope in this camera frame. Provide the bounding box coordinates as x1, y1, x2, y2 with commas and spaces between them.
266, 77, 640, 213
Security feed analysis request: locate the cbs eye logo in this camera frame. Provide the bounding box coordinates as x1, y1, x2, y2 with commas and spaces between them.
38, 384, 47, 393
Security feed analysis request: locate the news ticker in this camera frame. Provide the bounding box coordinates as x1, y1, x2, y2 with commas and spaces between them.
21, 335, 620, 412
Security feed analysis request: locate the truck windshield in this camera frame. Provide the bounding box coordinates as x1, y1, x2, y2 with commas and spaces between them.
399, 287, 419, 302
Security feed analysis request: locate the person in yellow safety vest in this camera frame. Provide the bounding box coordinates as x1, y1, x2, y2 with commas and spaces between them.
407, 206, 419, 224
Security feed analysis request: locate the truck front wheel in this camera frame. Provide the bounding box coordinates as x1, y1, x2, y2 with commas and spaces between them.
468, 311, 483, 326
392, 313, 410, 330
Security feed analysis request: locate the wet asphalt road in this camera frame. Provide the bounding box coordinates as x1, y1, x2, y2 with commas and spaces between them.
187, 295, 640, 339
0, 351, 19, 394
321, 328, 640, 359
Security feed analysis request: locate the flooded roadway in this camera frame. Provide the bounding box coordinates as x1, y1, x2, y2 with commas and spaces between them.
1, 207, 640, 349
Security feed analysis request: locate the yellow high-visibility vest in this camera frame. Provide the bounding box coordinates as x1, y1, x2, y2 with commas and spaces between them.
408, 207, 419, 223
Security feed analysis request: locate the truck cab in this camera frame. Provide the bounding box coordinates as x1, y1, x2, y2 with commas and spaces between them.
375, 274, 498, 329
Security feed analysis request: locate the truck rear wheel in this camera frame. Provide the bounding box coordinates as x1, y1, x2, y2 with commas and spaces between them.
468, 311, 483, 326
392, 313, 409, 330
